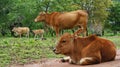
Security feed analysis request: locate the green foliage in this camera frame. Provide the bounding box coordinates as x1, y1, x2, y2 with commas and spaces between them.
0, 0, 12, 29
108, 1, 120, 31
0, 0, 119, 37
80, 0, 112, 21
0, 1, 120, 67
78, 0, 112, 35
0, 37, 63, 67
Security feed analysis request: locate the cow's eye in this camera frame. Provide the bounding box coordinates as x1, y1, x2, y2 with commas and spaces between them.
62, 40, 66, 43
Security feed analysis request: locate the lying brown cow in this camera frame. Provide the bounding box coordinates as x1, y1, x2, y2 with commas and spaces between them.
53, 33, 116, 65
34, 10, 88, 37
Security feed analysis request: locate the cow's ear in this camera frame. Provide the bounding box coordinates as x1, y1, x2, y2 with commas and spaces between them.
71, 34, 77, 39
39, 12, 46, 15
89, 34, 97, 41
39, 12, 41, 15
13, 27, 17, 29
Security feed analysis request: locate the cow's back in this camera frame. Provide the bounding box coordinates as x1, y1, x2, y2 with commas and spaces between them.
68, 10, 88, 16
18, 27, 29, 33
56, 10, 88, 29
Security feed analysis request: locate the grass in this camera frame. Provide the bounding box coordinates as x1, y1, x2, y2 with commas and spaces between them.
103, 36, 120, 49
0, 37, 63, 67
0, 36, 120, 67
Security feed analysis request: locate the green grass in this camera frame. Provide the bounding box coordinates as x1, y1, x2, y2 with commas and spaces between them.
0, 37, 63, 67
0, 36, 120, 67
103, 36, 120, 49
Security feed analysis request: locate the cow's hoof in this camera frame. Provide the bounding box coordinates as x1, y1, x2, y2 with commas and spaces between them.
61, 58, 69, 62
41, 38, 47, 40
61, 58, 66, 62
69, 59, 76, 64
69, 61, 75, 64
35, 39, 39, 41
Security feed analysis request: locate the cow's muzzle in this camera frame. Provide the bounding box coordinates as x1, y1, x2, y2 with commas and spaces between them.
53, 48, 56, 53
34, 19, 38, 22
53, 48, 59, 54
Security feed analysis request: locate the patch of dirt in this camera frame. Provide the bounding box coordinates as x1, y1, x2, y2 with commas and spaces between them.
10, 50, 120, 67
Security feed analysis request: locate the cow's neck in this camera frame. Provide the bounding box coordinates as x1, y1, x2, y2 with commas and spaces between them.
69, 38, 83, 62
44, 13, 58, 27
72, 38, 86, 53
44, 14, 51, 25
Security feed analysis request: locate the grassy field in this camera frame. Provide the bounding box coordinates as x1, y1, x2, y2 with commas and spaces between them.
0, 36, 120, 67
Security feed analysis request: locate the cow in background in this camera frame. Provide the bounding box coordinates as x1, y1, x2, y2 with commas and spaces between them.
53, 33, 116, 65
9, 22, 22, 37
34, 10, 88, 37
32, 29, 44, 39
12, 27, 30, 38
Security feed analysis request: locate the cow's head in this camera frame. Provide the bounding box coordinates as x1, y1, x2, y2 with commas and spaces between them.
12, 27, 17, 32
53, 33, 75, 55
34, 12, 46, 22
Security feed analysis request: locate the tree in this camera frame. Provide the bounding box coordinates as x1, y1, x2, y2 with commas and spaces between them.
0, 0, 113, 37
107, 1, 120, 35
0, 0, 13, 36
79, 0, 112, 35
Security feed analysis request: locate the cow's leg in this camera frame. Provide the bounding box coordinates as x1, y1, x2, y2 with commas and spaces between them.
20, 34, 21, 38
83, 30, 86, 37
61, 56, 70, 62
34, 34, 36, 39
36, 35, 38, 39
28, 32, 29, 38
41, 34, 43, 39
55, 27, 60, 37
61, 56, 76, 64
26, 32, 29, 38
82, 23, 87, 37
78, 57, 101, 65
25, 34, 27, 38
79, 47, 101, 65
39, 34, 41, 39
83, 26, 87, 37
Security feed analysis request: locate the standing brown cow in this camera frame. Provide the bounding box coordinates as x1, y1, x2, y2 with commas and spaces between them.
53, 33, 116, 65
34, 10, 88, 37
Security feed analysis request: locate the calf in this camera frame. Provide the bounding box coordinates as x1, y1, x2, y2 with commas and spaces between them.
53, 33, 116, 65
12, 27, 30, 38
32, 29, 44, 39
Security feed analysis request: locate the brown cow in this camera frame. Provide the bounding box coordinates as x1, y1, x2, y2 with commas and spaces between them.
53, 33, 116, 65
32, 29, 44, 39
34, 10, 88, 37
12, 27, 30, 38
